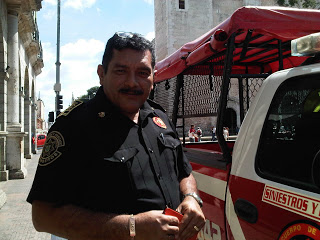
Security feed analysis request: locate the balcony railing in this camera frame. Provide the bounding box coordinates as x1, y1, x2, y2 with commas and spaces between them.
31, 11, 43, 60
38, 41, 43, 59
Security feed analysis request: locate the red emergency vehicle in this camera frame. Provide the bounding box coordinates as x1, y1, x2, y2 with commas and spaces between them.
153, 6, 320, 240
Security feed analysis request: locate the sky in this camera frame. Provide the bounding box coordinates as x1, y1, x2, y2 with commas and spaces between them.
36, 0, 155, 118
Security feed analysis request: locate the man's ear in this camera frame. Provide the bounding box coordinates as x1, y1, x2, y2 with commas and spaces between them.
151, 72, 155, 90
97, 65, 104, 85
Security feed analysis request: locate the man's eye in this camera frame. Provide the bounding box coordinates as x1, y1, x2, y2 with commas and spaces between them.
115, 69, 125, 74
139, 71, 150, 77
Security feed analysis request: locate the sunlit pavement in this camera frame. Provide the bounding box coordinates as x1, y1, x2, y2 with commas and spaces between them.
0, 150, 51, 240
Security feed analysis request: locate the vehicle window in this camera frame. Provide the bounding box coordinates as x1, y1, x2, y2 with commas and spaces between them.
38, 135, 45, 140
256, 74, 320, 193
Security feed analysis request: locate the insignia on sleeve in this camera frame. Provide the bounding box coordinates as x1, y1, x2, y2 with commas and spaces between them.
153, 117, 167, 129
58, 100, 83, 118
39, 131, 65, 166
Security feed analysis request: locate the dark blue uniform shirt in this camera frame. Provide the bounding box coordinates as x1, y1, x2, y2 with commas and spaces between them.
27, 87, 192, 214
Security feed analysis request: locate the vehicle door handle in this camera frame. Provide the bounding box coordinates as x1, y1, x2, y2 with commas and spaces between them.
234, 198, 258, 223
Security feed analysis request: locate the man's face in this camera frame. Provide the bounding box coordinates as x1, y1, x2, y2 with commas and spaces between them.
98, 48, 154, 118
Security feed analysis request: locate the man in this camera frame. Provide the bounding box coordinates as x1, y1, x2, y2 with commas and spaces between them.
188, 125, 196, 143
211, 126, 216, 141
27, 32, 205, 240
196, 127, 202, 142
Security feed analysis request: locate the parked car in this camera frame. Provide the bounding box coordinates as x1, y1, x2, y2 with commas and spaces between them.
37, 134, 46, 147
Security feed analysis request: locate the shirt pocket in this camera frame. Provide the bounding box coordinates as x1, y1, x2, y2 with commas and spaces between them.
103, 147, 139, 164
101, 147, 139, 205
103, 147, 139, 187
157, 133, 181, 180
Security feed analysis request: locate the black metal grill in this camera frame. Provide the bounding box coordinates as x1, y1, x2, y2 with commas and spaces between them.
154, 76, 265, 120
153, 57, 227, 121
153, 78, 177, 119
180, 74, 222, 117
241, 77, 265, 115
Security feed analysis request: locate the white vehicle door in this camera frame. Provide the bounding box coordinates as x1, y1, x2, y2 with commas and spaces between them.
227, 68, 320, 239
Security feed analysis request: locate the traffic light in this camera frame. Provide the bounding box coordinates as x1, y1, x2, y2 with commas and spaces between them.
56, 94, 63, 110
48, 111, 54, 122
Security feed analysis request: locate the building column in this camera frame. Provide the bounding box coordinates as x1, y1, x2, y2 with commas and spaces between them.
0, 72, 8, 182
0, 133, 8, 181
0, 188, 7, 209
6, 10, 27, 179
24, 98, 32, 158
31, 99, 37, 154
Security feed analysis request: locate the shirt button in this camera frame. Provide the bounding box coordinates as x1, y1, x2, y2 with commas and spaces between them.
149, 148, 154, 153
120, 157, 125, 162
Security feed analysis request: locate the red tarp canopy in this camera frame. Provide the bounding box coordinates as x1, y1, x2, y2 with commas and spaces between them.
154, 6, 320, 83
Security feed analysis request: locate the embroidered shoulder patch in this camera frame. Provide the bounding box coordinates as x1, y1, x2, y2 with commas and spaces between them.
153, 117, 167, 129
39, 131, 65, 166
58, 100, 83, 118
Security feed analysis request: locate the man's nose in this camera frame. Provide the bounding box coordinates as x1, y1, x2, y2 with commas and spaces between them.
126, 72, 139, 87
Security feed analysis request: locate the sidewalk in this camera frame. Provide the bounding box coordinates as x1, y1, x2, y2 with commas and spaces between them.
0, 150, 51, 240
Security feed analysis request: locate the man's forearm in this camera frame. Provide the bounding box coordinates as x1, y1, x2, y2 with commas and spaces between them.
179, 173, 199, 195
32, 200, 130, 240
177, 173, 205, 240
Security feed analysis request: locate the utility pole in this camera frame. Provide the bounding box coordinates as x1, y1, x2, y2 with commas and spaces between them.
54, 0, 62, 118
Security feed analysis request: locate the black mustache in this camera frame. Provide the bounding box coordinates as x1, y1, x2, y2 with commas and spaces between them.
120, 89, 143, 95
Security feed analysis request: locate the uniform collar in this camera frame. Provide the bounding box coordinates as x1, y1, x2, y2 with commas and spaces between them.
89, 86, 122, 119
139, 100, 157, 123
92, 87, 155, 124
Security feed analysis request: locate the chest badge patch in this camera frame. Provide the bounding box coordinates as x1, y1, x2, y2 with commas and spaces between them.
98, 112, 105, 118
153, 117, 167, 129
38, 131, 65, 166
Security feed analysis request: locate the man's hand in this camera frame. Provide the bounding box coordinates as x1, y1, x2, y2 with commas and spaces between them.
135, 210, 180, 240
175, 196, 205, 240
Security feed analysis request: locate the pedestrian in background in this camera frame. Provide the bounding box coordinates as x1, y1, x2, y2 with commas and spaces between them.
27, 32, 205, 240
211, 126, 216, 141
196, 127, 202, 142
189, 124, 196, 142
223, 127, 229, 141
32, 133, 35, 146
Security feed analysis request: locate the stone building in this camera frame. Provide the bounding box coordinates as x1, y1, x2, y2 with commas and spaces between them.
0, 0, 43, 208
36, 97, 47, 133
154, 0, 276, 136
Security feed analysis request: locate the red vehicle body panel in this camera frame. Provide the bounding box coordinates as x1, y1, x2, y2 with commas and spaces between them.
227, 175, 320, 239
185, 141, 235, 153
191, 161, 231, 240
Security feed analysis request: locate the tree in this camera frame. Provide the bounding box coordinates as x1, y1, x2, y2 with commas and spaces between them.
276, 0, 319, 8
77, 86, 99, 102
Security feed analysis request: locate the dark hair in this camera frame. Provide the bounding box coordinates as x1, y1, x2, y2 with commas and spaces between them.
101, 32, 155, 73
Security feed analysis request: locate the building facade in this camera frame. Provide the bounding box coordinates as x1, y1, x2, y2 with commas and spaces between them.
154, 0, 276, 136
36, 98, 47, 133
0, 0, 43, 208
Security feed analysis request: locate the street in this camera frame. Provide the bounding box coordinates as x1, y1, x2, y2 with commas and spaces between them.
0, 150, 51, 240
